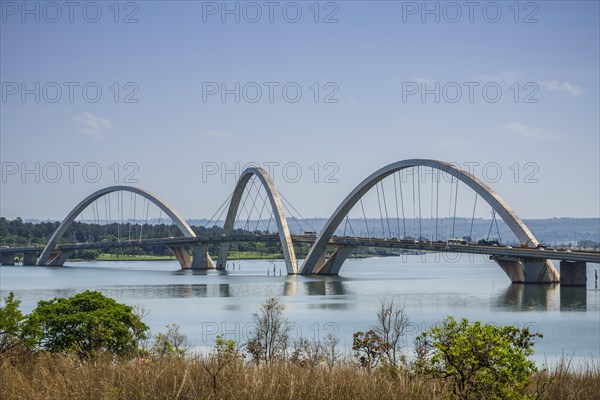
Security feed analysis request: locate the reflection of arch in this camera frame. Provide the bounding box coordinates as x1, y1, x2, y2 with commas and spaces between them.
37, 186, 195, 265
300, 159, 559, 282
217, 168, 298, 274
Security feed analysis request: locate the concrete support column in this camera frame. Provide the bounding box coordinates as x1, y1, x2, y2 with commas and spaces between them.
169, 246, 192, 269
495, 257, 524, 282
217, 244, 229, 270
47, 251, 72, 266
522, 259, 549, 283
23, 253, 37, 266
494, 257, 559, 283
1, 253, 16, 265
314, 246, 354, 275
560, 261, 587, 286
191, 244, 216, 270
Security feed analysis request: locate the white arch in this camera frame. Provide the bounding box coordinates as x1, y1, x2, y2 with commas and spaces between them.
300, 159, 559, 281
217, 168, 298, 274
37, 186, 195, 265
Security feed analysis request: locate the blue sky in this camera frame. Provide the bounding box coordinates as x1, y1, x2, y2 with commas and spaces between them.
1, 0, 599, 221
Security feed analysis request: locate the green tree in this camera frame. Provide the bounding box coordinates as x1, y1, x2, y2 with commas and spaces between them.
374, 299, 409, 367
23, 290, 148, 358
151, 323, 188, 358
352, 329, 388, 370
246, 297, 290, 365
0, 292, 27, 355
202, 334, 243, 394
414, 316, 541, 399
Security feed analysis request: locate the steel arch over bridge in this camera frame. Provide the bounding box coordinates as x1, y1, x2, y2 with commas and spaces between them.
37, 186, 195, 266
216, 167, 298, 274
299, 159, 559, 282
32, 159, 566, 283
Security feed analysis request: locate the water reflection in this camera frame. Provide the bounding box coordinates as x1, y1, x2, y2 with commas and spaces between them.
101, 283, 236, 299
560, 286, 587, 311
495, 284, 559, 311
301, 278, 348, 296
304, 280, 326, 296
494, 284, 588, 311
283, 278, 298, 296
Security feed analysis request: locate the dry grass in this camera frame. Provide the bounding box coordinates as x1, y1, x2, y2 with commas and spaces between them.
1, 353, 599, 400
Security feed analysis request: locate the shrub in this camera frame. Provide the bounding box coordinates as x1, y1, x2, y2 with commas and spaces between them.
414, 316, 541, 399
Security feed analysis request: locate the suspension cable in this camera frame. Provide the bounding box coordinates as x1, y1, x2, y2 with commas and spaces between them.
398, 172, 406, 238
380, 180, 392, 238
280, 196, 304, 234
435, 170, 439, 241
411, 168, 417, 239
117, 192, 121, 242
375, 183, 386, 238
430, 167, 434, 241
447, 176, 454, 241
343, 215, 348, 236
236, 178, 256, 230
469, 193, 478, 242
417, 166, 422, 240
205, 191, 234, 229
393, 171, 401, 238
279, 191, 316, 233
345, 214, 356, 238
452, 179, 459, 239
265, 209, 274, 233
487, 209, 496, 241
254, 189, 270, 232
244, 179, 263, 231
359, 198, 370, 239
494, 213, 502, 244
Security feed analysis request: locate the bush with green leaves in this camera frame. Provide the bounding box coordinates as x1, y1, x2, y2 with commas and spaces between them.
0, 292, 28, 356
352, 329, 388, 370
202, 334, 244, 394
414, 316, 541, 399
151, 323, 188, 358
22, 290, 148, 358
246, 297, 290, 365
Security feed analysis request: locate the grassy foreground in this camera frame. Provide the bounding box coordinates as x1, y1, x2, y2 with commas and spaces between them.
1, 353, 599, 400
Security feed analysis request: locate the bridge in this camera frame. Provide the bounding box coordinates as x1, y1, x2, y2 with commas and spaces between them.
2, 159, 598, 286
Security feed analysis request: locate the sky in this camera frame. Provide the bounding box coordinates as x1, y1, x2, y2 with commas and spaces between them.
1, 0, 599, 222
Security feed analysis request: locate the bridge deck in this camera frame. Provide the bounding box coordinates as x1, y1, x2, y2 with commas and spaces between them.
1, 235, 599, 264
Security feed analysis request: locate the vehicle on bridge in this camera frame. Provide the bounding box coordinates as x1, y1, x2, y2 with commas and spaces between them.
448, 238, 468, 245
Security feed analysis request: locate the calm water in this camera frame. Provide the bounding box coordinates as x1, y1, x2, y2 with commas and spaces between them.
1, 254, 599, 366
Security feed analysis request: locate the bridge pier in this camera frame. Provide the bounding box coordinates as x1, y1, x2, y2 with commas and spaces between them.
191, 245, 216, 270
23, 253, 38, 266
46, 251, 72, 266
1, 253, 16, 265
493, 257, 560, 283
559, 261, 587, 286
313, 246, 354, 275
169, 246, 192, 269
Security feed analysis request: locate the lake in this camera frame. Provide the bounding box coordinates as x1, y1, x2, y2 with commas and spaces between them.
1, 253, 599, 366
